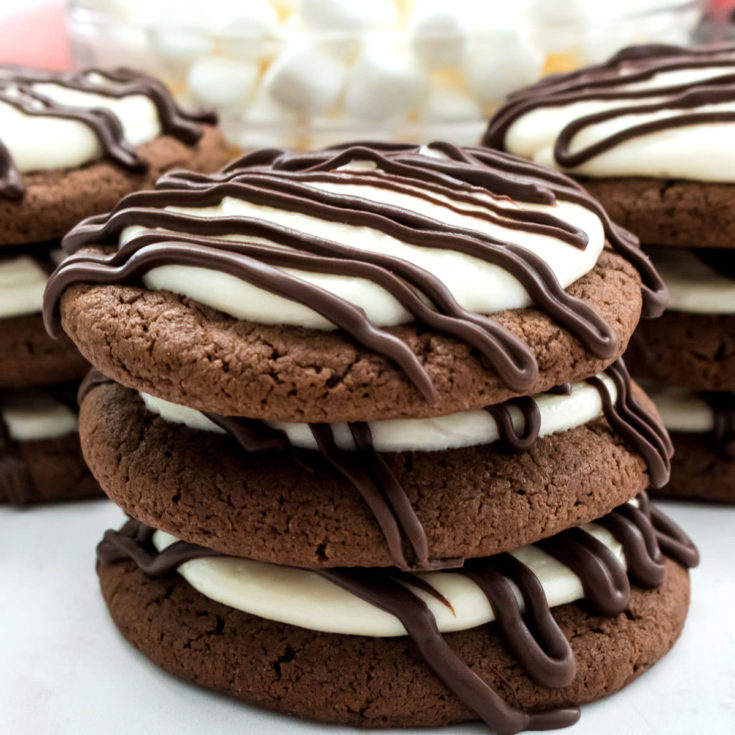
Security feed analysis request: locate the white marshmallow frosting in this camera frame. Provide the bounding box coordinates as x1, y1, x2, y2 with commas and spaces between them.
640, 381, 715, 435
0, 249, 64, 319
140, 374, 614, 453
153, 513, 630, 637
1, 389, 77, 442
0, 70, 163, 174
501, 54, 735, 182
647, 248, 735, 316
132, 150, 606, 331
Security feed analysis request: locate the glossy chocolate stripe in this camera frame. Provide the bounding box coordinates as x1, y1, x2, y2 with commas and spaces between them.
0, 65, 215, 199
98, 494, 697, 734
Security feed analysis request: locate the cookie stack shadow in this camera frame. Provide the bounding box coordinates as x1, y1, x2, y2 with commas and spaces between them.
44, 143, 699, 731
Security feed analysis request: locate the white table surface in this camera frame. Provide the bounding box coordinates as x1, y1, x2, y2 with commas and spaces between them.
1, 498, 733, 735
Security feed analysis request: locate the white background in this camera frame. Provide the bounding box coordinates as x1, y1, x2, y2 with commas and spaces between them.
1, 498, 733, 735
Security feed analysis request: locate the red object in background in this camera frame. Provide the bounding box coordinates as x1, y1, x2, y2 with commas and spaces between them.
711, 0, 735, 13
0, 2, 70, 70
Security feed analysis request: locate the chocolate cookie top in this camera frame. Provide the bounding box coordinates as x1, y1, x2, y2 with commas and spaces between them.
484, 44, 735, 183
0, 65, 229, 245
45, 142, 663, 418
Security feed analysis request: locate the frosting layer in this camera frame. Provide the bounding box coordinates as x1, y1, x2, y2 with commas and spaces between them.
1, 387, 77, 441
152, 519, 626, 637
485, 44, 735, 182
0, 65, 215, 199
0, 247, 63, 319
648, 247, 735, 315
141, 375, 616, 453
46, 142, 664, 403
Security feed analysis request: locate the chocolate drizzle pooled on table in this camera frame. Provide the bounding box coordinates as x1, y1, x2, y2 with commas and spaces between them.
81, 359, 672, 571
0, 65, 216, 200
45, 141, 665, 403
97, 494, 698, 735
484, 43, 735, 171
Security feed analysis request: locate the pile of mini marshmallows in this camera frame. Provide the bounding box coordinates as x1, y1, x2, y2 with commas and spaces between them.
69, 0, 700, 149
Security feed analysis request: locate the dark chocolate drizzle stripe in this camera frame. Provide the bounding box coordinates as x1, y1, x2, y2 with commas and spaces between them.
0, 409, 35, 506
0, 65, 215, 200
485, 396, 541, 451
703, 392, 735, 459
0, 240, 59, 277
587, 359, 673, 488
79, 364, 672, 570
485, 43, 735, 170
97, 518, 226, 574
692, 248, 735, 280
98, 495, 697, 735
45, 141, 664, 401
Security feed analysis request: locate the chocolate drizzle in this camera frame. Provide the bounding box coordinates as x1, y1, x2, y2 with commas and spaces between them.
0, 409, 35, 506
44, 142, 666, 404
586, 360, 673, 488
485, 43, 735, 173
98, 495, 698, 735
0, 240, 59, 277
0, 65, 216, 200
97, 518, 225, 575
703, 392, 735, 459
0, 382, 84, 505
80, 365, 673, 571
486, 396, 542, 451
692, 248, 735, 280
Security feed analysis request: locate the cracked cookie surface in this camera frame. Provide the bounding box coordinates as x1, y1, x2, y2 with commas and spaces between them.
98, 558, 690, 728
62, 251, 643, 422
80, 380, 655, 567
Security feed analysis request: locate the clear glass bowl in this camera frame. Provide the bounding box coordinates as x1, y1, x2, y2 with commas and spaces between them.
67, 0, 705, 150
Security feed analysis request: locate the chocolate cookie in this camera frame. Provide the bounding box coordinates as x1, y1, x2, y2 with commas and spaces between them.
484, 45, 735, 249
58, 251, 643, 423
0, 430, 100, 505
653, 433, 735, 503
80, 379, 659, 568
582, 178, 735, 250
45, 142, 664, 423
0, 313, 88, 388
626, 312, 735, 392
0, 66, 232, 245
99, 557, 690, 729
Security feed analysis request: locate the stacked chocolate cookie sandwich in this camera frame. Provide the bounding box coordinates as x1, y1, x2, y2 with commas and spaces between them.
485, 44, 735, 502
45, 143, 698, 731
0, 64, 230, 505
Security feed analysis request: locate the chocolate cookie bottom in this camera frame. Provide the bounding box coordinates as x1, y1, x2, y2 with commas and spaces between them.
626, 311, 735, 392
0, 431, 101, 505
0, 312, 88, 389
652, 432, 735, 503
99, 559, 690, 729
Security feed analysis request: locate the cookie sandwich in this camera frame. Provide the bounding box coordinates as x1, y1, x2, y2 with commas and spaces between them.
0, 64, 230, 504
484, 43, 735, 501
45, 143, 698, 730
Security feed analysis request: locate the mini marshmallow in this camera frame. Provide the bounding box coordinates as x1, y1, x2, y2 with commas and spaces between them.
264, 46, 347, 114
187, 57, 259, 108
150, 5, 214, 67
299, 0, 398, 61
463, 29, 544, 106
343, 43, 429, 122
299, 0, 397, 32
410, 2, 467, 70
218, 0, 280, 62
417, 85, 481, 122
